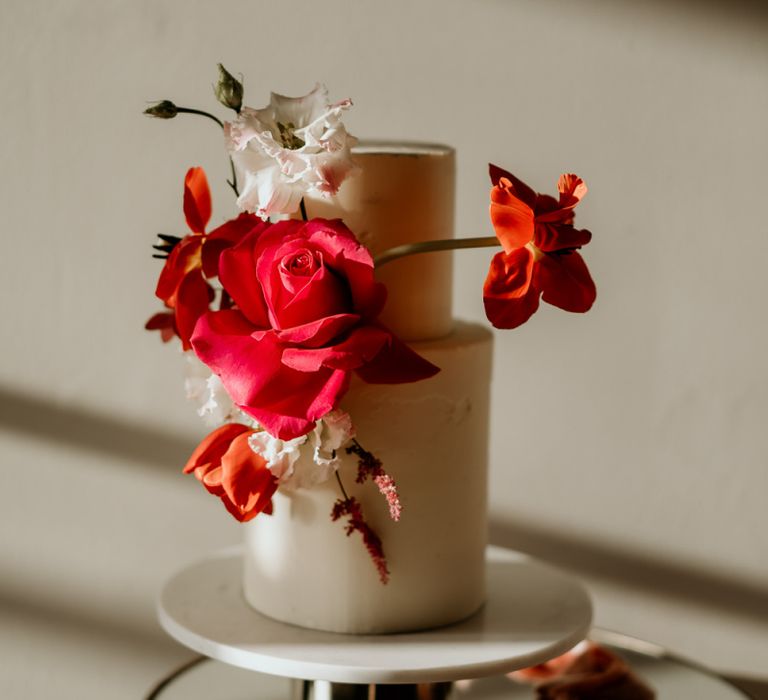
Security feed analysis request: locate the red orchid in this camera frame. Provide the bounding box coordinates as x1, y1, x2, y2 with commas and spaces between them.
183, 423, 278, 522
146, 167, 264, 349
483, 164, 596, 329
144, 306, 177, 343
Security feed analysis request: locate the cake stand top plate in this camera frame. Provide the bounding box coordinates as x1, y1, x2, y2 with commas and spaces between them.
158, 546, 593, 684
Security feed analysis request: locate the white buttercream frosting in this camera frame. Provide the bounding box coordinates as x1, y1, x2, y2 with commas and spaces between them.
242, 322, 493, 633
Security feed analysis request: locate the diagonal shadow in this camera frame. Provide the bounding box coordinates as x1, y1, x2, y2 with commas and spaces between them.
0, 384, 194, 471
528, 0, 768, 30
490, 518, 768, 624
0, 583, 176, 655
3, 384, 767, 628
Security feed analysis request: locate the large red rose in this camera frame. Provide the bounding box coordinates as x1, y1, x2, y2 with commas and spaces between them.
191, 218, 439, 440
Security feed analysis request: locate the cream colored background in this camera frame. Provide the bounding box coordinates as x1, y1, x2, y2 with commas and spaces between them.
2, 1, 767, 697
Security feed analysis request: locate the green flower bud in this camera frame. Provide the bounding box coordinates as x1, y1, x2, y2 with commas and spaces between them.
144, 100, 178, 119
214, 63, 243, 112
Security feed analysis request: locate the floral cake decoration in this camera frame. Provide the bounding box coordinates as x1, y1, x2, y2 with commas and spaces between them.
145, 64, 596, 582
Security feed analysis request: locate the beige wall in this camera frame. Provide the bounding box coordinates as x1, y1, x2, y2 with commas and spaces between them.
1, 1, 767, 696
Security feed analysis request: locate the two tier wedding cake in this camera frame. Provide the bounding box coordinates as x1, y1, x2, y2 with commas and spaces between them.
144, 68, 596, 636
243, 144, 493, 633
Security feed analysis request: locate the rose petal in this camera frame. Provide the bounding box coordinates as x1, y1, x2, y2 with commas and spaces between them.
275, 313, 360, 347
183, 167, 212, 233
482, 247, 541, 329
202, 213, 266, 278
539, 252, 597, 313
252, 223, 301, 324
305, 220, 386, 318
243, 365, 349, 441
192, 311, 351, 440
355, 333, 440, 384
219, 231, 271, 328
281, 325, 389, 372
275, 262, 350, 329
256, 224, 352, 329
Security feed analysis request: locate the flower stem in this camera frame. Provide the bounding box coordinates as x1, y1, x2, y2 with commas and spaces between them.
173, 107, 240, 197
299, 198, 308, 222
175, 106, 225, 128
227, 159, 240, 198
335, 471, 350, 501
374, 236, 499, 267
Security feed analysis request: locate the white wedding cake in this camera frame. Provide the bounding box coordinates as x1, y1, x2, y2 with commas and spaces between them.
242, 143, 493, 633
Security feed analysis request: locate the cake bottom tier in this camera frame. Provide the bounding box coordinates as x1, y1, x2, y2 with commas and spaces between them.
242, 321, 493, 634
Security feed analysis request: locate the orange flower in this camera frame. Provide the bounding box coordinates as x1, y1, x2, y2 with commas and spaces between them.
483, 165, 596, 329
183, 423, 277, 522
147, 167, 265, 349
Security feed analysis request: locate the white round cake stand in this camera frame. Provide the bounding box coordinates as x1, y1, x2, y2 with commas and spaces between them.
158, 545, 592, 689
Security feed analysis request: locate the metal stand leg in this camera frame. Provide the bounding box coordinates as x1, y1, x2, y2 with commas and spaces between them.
292, 680, 453, 700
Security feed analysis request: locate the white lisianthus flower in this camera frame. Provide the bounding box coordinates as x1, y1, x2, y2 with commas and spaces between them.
225, 84, 359, 218
312, 410, 355, 467
247, 431, 306, 483
183, 354, 238, 426
197, 374, 238, 425
248, 410, 356, 490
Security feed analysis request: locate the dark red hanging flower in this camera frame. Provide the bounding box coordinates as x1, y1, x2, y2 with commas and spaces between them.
331, 496, 390, 584
483, 165, 596, 329
146, 167, 266, 349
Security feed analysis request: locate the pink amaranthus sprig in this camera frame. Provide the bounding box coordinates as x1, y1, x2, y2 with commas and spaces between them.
145, 64, 598, 584
348, 439, 402, 522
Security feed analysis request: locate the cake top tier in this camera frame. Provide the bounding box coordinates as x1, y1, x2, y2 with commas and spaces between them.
307, 141, 455, 341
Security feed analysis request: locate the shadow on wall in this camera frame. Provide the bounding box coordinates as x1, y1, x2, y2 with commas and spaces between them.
536, 0, 768, 30
490, 518, 768, 625
3, 382, 767, 627
0, 384, 192, 473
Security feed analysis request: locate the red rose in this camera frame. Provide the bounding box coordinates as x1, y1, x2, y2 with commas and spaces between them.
191, 218, 439, 440
183, 423, 277, 522
483, 165, 596, 329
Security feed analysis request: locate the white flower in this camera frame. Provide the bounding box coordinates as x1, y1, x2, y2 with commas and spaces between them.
248, 410, 356, 490
225, 84, 359, 218
183, 354, 238, 426
197, 374, 238, 425
247, 431, 305, 482
312, 409, 355, 466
